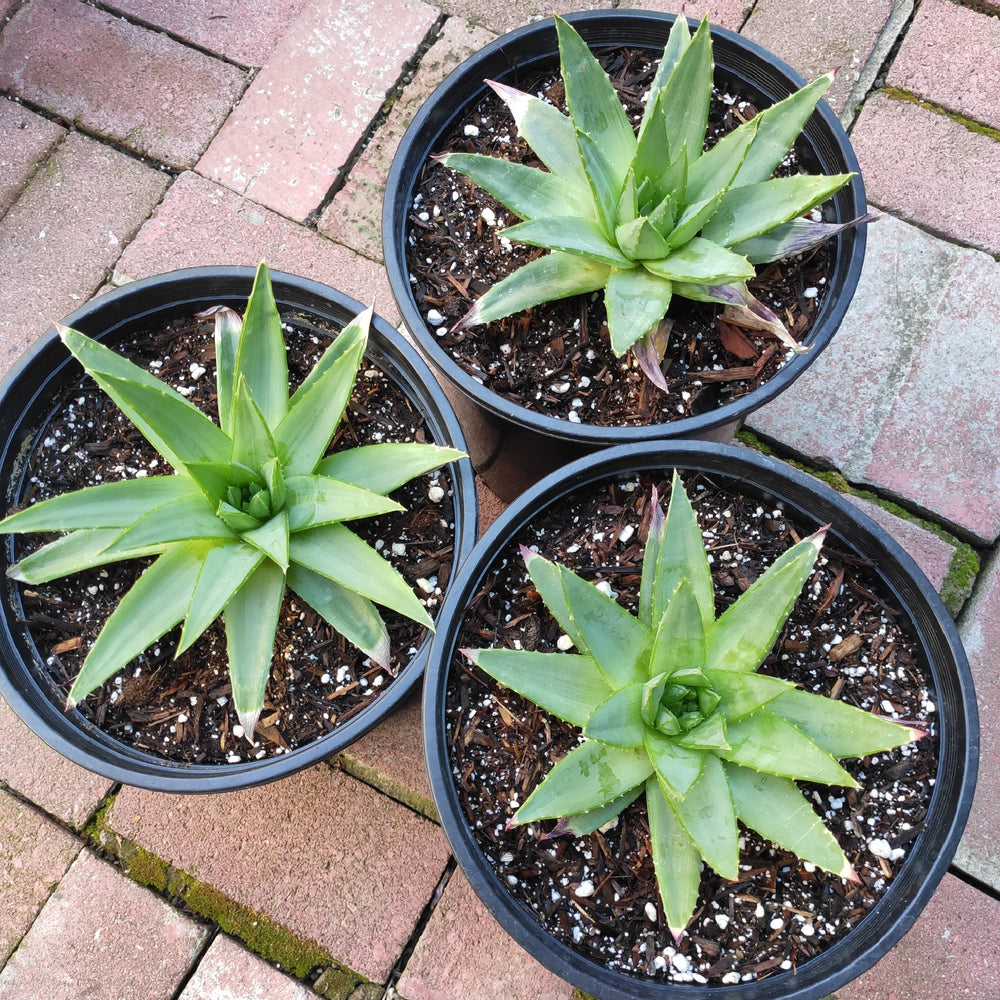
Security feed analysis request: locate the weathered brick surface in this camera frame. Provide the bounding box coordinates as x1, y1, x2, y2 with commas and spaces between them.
179, 934, 314, 1000
429, 0, 611, 35
620, 0, 749, 30
0, 698, 114, 830
396, 868, 575, 1000
319, 17, 496, 260
851, 92, 1000, 256
0, 130, 169, 379
106, 765, 451, 981
742, 0, 898, 117
837, 874, 1000, 1000
102, 0, 312, 66
198, 0, 438, 221
114, 171, 398, 325
888, 0, 1000, 132
0, 849, 208, 999
0, 790, 80, 964
0, 0, 246, 169
954, 548, 1000, 893
0, 99, 64, 216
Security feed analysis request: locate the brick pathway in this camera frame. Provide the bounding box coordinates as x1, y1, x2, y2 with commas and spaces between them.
1, 1, 998, 998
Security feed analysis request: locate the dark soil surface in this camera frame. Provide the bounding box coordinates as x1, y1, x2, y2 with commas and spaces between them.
406, 45, 836, 428
10, 309, 458, 765
446, 470, 937, 986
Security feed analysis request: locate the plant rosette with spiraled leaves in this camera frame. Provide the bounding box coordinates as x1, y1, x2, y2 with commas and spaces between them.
0, 264, 473, 784
425, 445, 975, 998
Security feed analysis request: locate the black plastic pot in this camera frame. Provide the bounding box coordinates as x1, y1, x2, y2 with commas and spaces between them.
424, 442, 978, 1000
0, 266, 478, 793
384, 12, 868, 466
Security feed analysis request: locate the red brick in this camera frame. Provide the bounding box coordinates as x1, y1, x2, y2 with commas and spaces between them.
0, 98, 65, 215
429, 0, 611, 35
113, 171, 399, 325
851, 92, 1000, 256
837, 874, 1000, 1000
0, 849, 208, 999
0, 790, 80, 964
0, 698, 114, 829
888, 0, 1000, 132
198, 0, 438, 221
0, 0, 246, 170
105, 765, 451, 981
622, 0, 749, 31
180, 934, 314, 1000
0, 130, 169, 380
101, 0, 312, 67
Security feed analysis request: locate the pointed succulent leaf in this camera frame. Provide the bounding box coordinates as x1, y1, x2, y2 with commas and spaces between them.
8, 529, 169, 584
649, 579, 706, 680
770, 688, 921, 758
583, 682, 647, 747
685, 117, 760, 206
708, 670, 796, 721
632, 96, 672, 191
289, 306, 367, 406
486, 79, 590, 189
641, 153, 687, 224
574, 127, 626, 239
700, 173, 855, 248
646, 774, 703, 939
98, 493, 236, 559
643, 238, 755, 286
181, 461, 259, 506
604, 266, 673, 356
503, 217, 632, 267
224, 558, 286, 737
663, 191, 724, 251
216, 501, 261, 533
726, 762, 854, 878
453, 251, 610, 331
230, 377, 279, 472
655, 18, 714, 171
638, 487, 665, 628
201, 304, 242, 436
731, 212, 879, 265
463, 648, 611, 729
234, 260, 288, 431
616, 170, 638, 227
0, 476, 200, 532
66, 541, 212, 708
669, 752, 739, 879
58, 326, 231, 472
284, 473, 403, 532
290, 523, 432, 627
640, 15, 693, 138
644, 728, 705, 799
316, 443, 465, 495
242, 509, 290, 570
731, 73, 834, 188
176, 541, 265, 655
674, 711, 730, 751
631, 318, 673, 393
286, 563, 391, 668
615, 217, 671, 261
513, 740, 654, 825
556, 14, 636, 179
524, 549, 653, 690
548, 785, 644, 838
721, 710, 859, 787
439, 152, 592, 221
705, 527, 825, 673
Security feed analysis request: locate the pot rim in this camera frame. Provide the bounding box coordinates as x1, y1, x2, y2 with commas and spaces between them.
383, 10, 869, 446
423, 440, 978, 1000
0, 265, 478, 792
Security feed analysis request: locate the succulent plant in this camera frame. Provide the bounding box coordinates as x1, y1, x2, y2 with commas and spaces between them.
2, 262, 464, 738
439, 14, 873, 388
463, 473, 922, 937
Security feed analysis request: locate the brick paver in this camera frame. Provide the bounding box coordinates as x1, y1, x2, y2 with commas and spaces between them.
106, 765, 451, 982
114, 171, 399, 324
888, 0, 1000, 132
0, 0, 246, 170
198, 0, 439, 221
0, 790, 80, 964
0, 130, 170, 378
0, 698, 113, 830
0, 849, 208, 999
0, 99, 64, 216
429, 0, 611, 35
102, 0, 312, 67
623, 0, 750, 31
851, 92, 1000, 257
179, 934, 314, 1000
395, 868, 575, 1000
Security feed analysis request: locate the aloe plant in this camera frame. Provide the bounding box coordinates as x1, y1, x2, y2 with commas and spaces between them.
463, 473, 922, 937
439, 15, 873, 388
1, 262, 464, 739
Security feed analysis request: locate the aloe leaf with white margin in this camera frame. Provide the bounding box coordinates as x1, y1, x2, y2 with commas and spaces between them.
440, 15, 872, 387
1, 262, 466, 739
463, 471, 923, 937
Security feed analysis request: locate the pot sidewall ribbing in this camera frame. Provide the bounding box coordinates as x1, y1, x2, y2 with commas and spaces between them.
0, 266, 478, 793
423, 441, 978, 1000
383, 11, 868, 448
